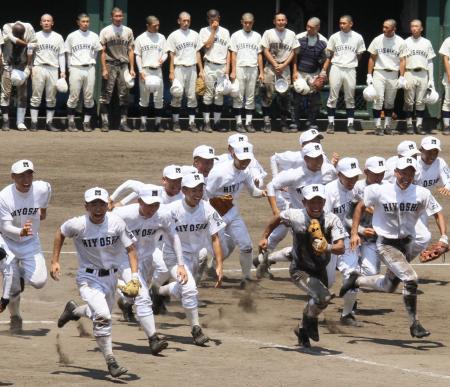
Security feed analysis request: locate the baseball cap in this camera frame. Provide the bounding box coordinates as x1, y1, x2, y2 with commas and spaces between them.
337, 157, 362, 178
233, 141, 254, 160
301, 142, 324, 158
85, 187, 109, 203
228, 133, 248, 146
365, 156, 386, 174
420, 136, 441, 151
181, 165, 198, 175
397, 140, 420, 157
299, 129, 323, 145
163, 165, 183, 180
193, 145, 217, 160
396, 156, 417, 170
11, 159, 34, 174
139, 185, 162, 205
182, 172, 205, 188
302, 184, 326, 200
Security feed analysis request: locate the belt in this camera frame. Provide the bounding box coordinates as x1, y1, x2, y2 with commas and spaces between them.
408, 68, 425, 72
377, 69, 395, 72
71, 64, 94, 68
106, 60, 126, 66
205, 59, 224, 65
175, 64, 196, 67
85, 268, 118, 277
143, 66, 159, 70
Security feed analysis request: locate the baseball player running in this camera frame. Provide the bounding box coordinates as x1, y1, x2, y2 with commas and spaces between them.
345, 156, 448, 338
292, 17, 328, 131
99, 7, 135, 132
135, 16, 167, 133
323, 15, 365, 134
51, 187, 139, 378
1, 21, 36, 131
30, 14, 66, 132
259, 184, 346, 348
65, 13, 102, 132
0, 160, 51, 333
403, 20, 436, 135
229, 13, 264, 133
260, 13, 299, 133
439, 34, 450, 135
367, 19, 407, 136
167, 12, 203, 133
200, 9, 230, 133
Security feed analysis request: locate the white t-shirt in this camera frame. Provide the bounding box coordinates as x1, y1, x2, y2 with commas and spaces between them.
415, 157, 450, 190
60, 212, 136, 270
200, 26, 230, 64
33, 30, 66, 68
166, 28, 202, 66
364, 182, 442, 238
327, 30, 365, 68
230, 29, 262, 67
404, 36, 435, 70
325, 179, 356, 223
134, 31, 167, 68
65, 29, 102, 66
261, 28, 299, 63
0, 181, 51, 255
368, 34, 407, 71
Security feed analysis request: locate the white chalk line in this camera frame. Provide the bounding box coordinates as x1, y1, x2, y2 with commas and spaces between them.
0, 320, 55, 324
236, 337, 450, 381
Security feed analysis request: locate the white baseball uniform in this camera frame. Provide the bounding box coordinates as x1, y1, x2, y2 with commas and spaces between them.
439, 37, 450, 112
215, 153, 268, 188
0, 235, 17, 304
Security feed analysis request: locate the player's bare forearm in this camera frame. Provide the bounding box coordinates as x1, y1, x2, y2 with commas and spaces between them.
128, 49, 135, 72
225, 51, 230, 75
204, 30, 216, 50
368, 55, 376, 74
257, 53, 264, 77
267, 195, 280, 216
263, 48, 276, 67
51, 229, 65, 264
230, 52, 236, 78
331, 239, 345, 255
434, 212, 447, 238
100, 49, 107, 71
196, 51, 204, 73
399, 57, 405, 76
40, 208, 47, 221
126, 245, 138, 274
444, 56, 450, 79
322, 57, 331, 72
169, 52, 175, 79
283, 50, 294, 67
351, 201, 365, 236
262, 215, 281, 240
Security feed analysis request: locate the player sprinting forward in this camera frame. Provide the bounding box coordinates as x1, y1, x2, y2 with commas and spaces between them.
51, 187, 139, 378
259, 184, 346, 348
343, 157, 448, 338
0, 160, 51, 333
30, 14, 66, 132
152, 173, 225, 345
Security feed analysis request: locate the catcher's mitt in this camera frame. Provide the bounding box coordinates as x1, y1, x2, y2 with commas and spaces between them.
196, 77, 206, 96
209, 194, 234, 216
309, 74, 326, 92
308, 219, 328, 254
420, 242, 448, 263
118, 278, 141, 297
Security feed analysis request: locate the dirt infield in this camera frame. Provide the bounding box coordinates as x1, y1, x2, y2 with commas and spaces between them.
0, 131, 449, 387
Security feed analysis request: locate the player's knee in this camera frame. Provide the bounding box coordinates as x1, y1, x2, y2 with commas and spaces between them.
181, 283, 198, 309
134, 296, 153, 317
94, 311, 112, 327
240, 246, 252, 254
30, 272, 48, 289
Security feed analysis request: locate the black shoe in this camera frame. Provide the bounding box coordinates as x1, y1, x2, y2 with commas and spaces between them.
416, 125, 426, 135
302, 314, 319, 342
117, 298, 136, 323
339, 272, 360, 297
203, 122, 213, 133
375, 126, 384, 136
46, 122, 60, 132
148, 333, 168, 355
254, 252, 273, 279
106, 355, 128, 378
347, 123, 356, 134
340, 314, 363, 327
289, 124, 299, 133
239, 278, 253, 289
155, 122, 165, 133
67, 121, 78, 132
1, 121, 9, 131
10, 315, 23, 333
58, 300, 80, 328
82, 122, 93, 132
119, 122, 133, 132
280, 120, 289, 133
236, 123, 246, 133
101, 121, 109, 132
191, 325, 209, 346
406, 125, 414, 135
262, 122, 271, 133
139, 122, 147, 132
245, 122, 256, 133
326, 123, 335, 134
294, 325, 311, 348
30, 121, 38, 132
172, 121, 181, 132
410, 321, 430, 338
384, 126, 392, 135
189, 122, 199, 133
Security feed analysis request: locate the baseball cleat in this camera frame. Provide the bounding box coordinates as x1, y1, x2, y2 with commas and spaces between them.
58, 300, 80, 328
119, 122, 133, 132
46, 122, 60, 132
375, 126, 384, 136
17, 123, 27, 131
30, 121, 38, 132
294, 325, 311, 348
280, 120, 289, 133
239, 278, 253, 289
101, 121, 109, 132
117, 298, 136, 323
340, 314, 363, 327
106, 355, 128, 378
172, 121, 181, 132
326, 123, 334, 134
416, 125, 426, 135
236, 123, 246, 133
67, 121, 78, 132
82, 122, 93, 132
443, 126, 450, 135
188, 122, 199, 133
1, 121, 9, 131
339, 272, 360, 297
155, 122, 165, 133
202, 122, 213, 133
302, 314, 319, 342
148, 333, 168, 355
10, 315, 23, 333
191, 325, 209, 346
410, 321, 430, 338
245, 122, 256, 133
384, 126, 392, 135
195, 256, 209, 283
138, 122, 147, 132
262, 122, 272, 133
347, 123, 356, 134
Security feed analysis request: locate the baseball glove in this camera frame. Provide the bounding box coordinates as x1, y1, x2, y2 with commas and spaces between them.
420, 242, 448, 263
196, 77, 206, 96
209, 194, 234, 216
118, 278, 141, 297
308, 219, 328, 254
309, 74, 326, 92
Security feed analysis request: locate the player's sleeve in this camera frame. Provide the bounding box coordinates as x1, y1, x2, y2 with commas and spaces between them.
166, 32, 176, 53
64, 35, 72, 54
99, 28, 107, 45
367, 37, 377, 55
206, 203, 226, 235
330, 214, 347, 242
199, 27, 209, 45
439, 38, 449, 56
363, 184, 377, 208
271, 168, 299, 190
423, 190, 442, 216
230, 33, 237, 52
439, 159, 450, 189
128, 27, 135, 48
0, 197, 12, 222
60, 217, 81, 238
95, 33, 103, 51
244, 172, 264, 197
205, 169, 222, 197
398, 40, 407, 57
427, 40, 436, 60
357, 35, 366, 53
291, 32, 300, 50
36, 181, 52, 209
325, 34, 335, 52
260, 30, 269, 49
195, 32, 203, 51
110, 180, 145, 202
323, 183, 334, 213
279, 209, 294, 227
116, 217, 137, 248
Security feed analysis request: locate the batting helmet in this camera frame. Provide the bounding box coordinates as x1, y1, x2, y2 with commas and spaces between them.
145, 75, 161, 94
11, 69, 27, 86
170, 79, 184, 98
55, 78, 68, 93
422, 88, 439, 105
274, 78, 289, 94
229, 79, 240, 98
293, 78, 310, 95
123, 69, 135, 89
363, 84, 377, 102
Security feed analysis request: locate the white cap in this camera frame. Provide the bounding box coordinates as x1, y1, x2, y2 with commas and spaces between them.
301, 142, 324, 158
337, 157, 362, 178
139, 185, 162, 204
11, 159, 34, 174
181, 165, 198, 175
85, 187, 109, 203
420, 136, 441, 151
233, 141, 254, 160
397, 140, 420, 157
365, 156, 386, 174
182, 172, 205, 188
302, 184, 326, 200
193, 145, 217, 160
299, 129, 323, 145
396, 156, 417, 170
228, 133, 248, 146
163, 165, 183, 180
